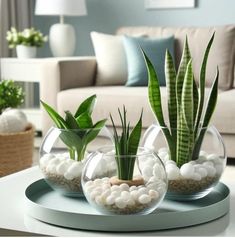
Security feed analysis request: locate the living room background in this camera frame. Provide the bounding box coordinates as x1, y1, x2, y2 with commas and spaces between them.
33, 0, 235, 57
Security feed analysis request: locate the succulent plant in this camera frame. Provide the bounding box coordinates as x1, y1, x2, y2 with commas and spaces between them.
41, 95, 106, 161
0, 80, 24, 114
110, 106, 142, 180
143, 34, 219, 167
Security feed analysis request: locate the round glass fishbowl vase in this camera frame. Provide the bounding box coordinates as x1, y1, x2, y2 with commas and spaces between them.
39, 127, 112, 197
82, 146, 168, 215
142, 124, 227, 201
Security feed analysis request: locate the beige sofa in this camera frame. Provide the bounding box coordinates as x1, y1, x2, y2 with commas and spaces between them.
40, 25, 235, 158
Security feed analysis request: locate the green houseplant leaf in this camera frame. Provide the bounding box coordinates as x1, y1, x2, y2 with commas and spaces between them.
41, 100, 68, 129
41, 95, 106, 161
75, 94, 97, 117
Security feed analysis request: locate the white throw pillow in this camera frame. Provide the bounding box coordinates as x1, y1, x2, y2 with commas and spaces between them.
91, 31, 127, 86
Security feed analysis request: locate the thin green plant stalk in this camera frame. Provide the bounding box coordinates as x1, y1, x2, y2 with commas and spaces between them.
110, 106, 142, 181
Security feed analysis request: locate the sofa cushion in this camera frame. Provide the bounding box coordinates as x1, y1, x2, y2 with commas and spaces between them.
123, 35, 174, 86
90, 32, 127, 86
57, 86, 231, 133
212, 89, 235, 134
117, 25, 235, 90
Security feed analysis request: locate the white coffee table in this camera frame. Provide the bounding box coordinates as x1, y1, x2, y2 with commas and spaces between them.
0, 166, 234, 236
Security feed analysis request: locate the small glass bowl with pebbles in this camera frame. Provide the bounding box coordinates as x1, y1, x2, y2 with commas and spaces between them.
82, 147, 168, 215
39, 127, 112, 197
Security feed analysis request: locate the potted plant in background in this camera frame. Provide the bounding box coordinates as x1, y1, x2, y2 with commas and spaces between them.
6, 27, 47, 58
82, 107, 167, 215
0, 80, 34, 177
142, 34, 226, 200
40, 95, 109, 197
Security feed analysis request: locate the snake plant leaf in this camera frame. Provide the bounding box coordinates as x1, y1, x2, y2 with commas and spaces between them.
84, 119, 107, 144
176, 36, 191, 109
202, 67, 219, 128
192, 68, 219, 160
165, 49, 177, 135
76, 112, 93, 129
128, 111, 143, 156
193, 78, 199, 125
182, 60, 194, 131
65, 111, 79, 129
195, 33, 215, 133
75, 94, 97, 118
40, 100, 68, 129
142, 51, 166, 127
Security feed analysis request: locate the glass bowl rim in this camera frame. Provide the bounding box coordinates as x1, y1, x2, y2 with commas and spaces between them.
95, 146, 158, 158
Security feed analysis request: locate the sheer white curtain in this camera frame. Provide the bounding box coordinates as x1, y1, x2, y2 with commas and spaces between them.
0, 0, 33, 57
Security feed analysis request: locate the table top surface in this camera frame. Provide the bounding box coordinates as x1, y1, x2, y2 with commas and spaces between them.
0, 166, 234, 236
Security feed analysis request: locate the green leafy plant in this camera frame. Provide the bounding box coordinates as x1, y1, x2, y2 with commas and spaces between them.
41, 95, 106, 161
143, 33, 219, 167
6, 27, 47, 48
110, 106, 142, 180
0, 80, 25, 114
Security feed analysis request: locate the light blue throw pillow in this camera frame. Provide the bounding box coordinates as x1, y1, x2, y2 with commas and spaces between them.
123, 35, 174, 86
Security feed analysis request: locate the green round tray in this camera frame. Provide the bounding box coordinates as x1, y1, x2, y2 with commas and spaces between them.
24, 179, 230, 232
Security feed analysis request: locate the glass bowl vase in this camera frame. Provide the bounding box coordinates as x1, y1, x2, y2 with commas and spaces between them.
142, 124, 227, 201
82, 146, 168, 215
39, 126, 112, 197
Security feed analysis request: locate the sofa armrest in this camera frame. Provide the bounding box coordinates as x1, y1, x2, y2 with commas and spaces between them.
40, 57, 97, 134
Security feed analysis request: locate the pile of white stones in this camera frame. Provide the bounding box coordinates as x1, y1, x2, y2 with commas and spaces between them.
83, 176, 167, 214
40, 153, 86, 181
157, 148, 224, 181
83, 153, 167, 214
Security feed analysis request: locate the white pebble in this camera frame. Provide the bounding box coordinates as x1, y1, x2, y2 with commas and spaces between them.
111, 191, 120, 198
64, 171, 74, 180
180, 163, 195, 179
67, 162, 83, 177
106, 195, 115, 205
192, 172, 202, 181
120, 183, 129, 191
115, 197, 127, 209
101, 177, 110, 183
102, 184, 111, 191
130, 190, 138, 200
205, 166, 216, 177
90, 191, 100, 200
127, 199, 135, 206
197, 155, 207, 163
149, 190, 159, 200
138, 194, 151, 204
94, 179, 103, 186
48, 158, 60, 166
121, 191, 131, 200
167, 167, 180, 180
142, 166, 153, 178
56, 161, 69, 175
84, 181, 93, 188
46, 164, 56, 173
153, 164, 163, 178
144, 159, 155, 168
196, 167, 208, 178
129, 186, 137, 191
203, 161, 214, 167
111, 185, 121, 193
95, 195, 104, 205
138, 187, 148, 196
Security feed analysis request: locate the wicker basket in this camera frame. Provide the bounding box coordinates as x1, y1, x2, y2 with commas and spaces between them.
0, 124, 34, 177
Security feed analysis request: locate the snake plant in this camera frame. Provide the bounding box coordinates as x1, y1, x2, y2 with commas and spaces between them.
110, 106, 142, 180
41, 95, 106, 161
143, 34, 219, 167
